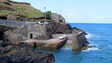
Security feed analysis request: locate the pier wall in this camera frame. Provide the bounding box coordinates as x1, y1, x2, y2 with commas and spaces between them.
24, 38, 68, 50
72, 30, 88, 52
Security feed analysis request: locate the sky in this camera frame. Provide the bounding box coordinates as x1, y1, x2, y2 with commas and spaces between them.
12, 0, 112, 23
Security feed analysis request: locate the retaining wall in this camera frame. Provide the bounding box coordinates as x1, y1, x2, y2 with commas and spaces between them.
0, 19, 25, 26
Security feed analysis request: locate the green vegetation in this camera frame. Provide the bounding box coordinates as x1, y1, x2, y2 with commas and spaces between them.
63, 43, 72, 48
13, 5, 44, 18
0, 0, 53, 22
0, 1, 3, 6
60, 22, 65, 24
81, 45, 92, 50
0, 0, 44, 19
0, 11, 13, 16
43, 11, 52, 20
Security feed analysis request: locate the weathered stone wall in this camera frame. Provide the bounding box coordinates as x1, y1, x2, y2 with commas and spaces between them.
0, 19, 25, 26
45, 24, 53, 39
72, 30, 88, 52
5, 23, 53, 43
0, 19, 25, 42
27, 24, 52, 40
4, 32, 25, 43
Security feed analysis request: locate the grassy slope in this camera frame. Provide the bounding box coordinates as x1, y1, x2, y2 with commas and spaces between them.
0, 0, 44, 19
12, 4, 44, 18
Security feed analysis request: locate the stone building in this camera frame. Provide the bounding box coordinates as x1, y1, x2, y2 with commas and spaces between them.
51, 13, 65, 23
5, 22, 53, 43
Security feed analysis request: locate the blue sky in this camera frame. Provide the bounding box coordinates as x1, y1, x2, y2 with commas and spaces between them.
12, 0, 112, 23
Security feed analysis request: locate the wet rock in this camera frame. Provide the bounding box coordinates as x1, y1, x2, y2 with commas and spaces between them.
0, 42, 55, 63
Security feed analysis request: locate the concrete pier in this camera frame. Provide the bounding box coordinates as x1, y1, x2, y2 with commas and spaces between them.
22, 34, 68, 50
72, 31, 88, 52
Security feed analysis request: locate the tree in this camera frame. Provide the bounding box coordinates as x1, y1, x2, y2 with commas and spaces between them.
43, 11, 52, 20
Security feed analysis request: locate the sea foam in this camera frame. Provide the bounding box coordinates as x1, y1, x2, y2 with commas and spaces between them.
85, 33, 94, 38
82, 48, 98, 52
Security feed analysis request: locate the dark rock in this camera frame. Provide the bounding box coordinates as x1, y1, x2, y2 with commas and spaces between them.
51, 22, 72, 34
0, 42, 55, 63
85, 41, 89, 44
5, 45, 13, 52
0, 47, 4, 54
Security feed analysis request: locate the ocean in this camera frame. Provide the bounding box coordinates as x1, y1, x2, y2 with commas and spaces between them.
36, 23, 112, 63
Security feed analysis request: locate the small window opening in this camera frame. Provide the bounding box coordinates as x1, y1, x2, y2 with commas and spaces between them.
30, 34, 33, 39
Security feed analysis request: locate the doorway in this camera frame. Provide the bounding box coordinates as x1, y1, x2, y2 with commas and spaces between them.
30, 34, 33, 39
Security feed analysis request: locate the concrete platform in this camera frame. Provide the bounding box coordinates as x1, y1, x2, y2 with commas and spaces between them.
22, 34, 69, 50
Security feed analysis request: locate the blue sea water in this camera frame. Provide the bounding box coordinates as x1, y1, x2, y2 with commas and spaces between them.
36, 23, 112, 63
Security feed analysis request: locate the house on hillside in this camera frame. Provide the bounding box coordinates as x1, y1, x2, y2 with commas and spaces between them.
51, 13, 65, 23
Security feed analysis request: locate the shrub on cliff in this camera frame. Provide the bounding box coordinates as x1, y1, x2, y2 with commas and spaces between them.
43, 11, 52, 20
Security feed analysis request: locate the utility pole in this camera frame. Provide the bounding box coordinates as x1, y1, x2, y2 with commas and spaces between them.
60, 9, 62, 16
14, 9, 16, 21
39, 11, 40, 21
65, 15, 67, 24
44, 7, 46, 22
60, 9, 62, 19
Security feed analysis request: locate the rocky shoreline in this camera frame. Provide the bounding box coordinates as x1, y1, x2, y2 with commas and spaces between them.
0, 21, 89, 62
0, 41, 55, 63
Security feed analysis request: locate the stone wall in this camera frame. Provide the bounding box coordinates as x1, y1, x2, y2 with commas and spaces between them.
0, 19, 25, 42
72, 30, 88, 52
27, 24, 52, 40
45, 24, 53, 39
5, 23, 53, 43
0, 19, 25, 26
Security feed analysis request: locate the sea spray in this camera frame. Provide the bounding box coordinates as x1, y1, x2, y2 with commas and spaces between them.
82, 47, 98, 52
85, 32, 94, 38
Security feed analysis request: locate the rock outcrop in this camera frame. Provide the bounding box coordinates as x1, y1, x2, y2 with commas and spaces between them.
51, 22, 72, 34
51, 13, 65, 22
0, 42, 55, 63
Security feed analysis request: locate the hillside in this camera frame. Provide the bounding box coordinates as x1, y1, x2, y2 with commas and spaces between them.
0, 0, 44, 21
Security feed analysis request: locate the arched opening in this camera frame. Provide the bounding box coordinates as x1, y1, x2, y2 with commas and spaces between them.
30, 34, 33, 39
56, 32, 63, 34
0, 16, 7, 20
